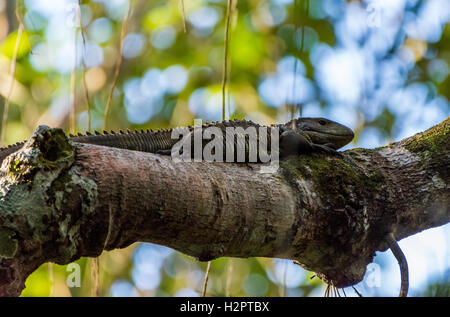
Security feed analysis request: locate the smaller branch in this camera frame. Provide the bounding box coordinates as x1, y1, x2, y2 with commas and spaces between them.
281, 261, 287, 297
180, 0, 187, 33
221, 0, 232, 121
352, 286, 363, 297
291, 0, 309, 118
225, 258, 233, 297
385, 233, 409, 297
201, 261, 212, 297
1, 22, 23, 146
226, 0, 237, 119
77, 1, 92, 132
103, 1, 131, 130
48, 263, 54, 297
69, 28, 78, 135
90, 258, 99, 297
324, 284, 331, 297
15, 0, 33, 54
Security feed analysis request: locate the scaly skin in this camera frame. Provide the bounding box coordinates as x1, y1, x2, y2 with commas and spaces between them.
0, 117, 354, 165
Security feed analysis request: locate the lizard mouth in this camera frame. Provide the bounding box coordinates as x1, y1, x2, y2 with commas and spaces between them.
305, 129, 354, 149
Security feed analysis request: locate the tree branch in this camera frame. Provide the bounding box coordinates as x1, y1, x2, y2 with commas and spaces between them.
0, 118, 448, 296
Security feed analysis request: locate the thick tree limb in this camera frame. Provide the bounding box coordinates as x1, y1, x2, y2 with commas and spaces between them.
0, 118, 448, 296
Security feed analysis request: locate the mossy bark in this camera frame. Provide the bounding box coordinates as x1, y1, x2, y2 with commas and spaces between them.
0, 118, 449, 296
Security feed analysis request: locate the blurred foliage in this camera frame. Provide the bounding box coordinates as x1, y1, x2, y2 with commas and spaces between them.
422, 281, 450, 297
0, 0, 448, 296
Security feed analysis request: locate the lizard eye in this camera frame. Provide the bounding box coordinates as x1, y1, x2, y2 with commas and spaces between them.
318, 119, 327, 125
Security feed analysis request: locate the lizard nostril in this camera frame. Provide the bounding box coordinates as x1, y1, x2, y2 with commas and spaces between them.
318, 120, 327, 125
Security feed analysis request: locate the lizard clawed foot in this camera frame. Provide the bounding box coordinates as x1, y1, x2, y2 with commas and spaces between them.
311, 143, 342, 156
155, 149, 172, 156
385, 233, 409, 297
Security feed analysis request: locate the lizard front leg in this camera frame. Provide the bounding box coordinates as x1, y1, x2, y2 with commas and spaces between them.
279, 130, 339, 158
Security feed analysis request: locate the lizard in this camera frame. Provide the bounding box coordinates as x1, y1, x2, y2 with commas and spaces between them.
0, 117, 409, 296
0, 117, 354, 165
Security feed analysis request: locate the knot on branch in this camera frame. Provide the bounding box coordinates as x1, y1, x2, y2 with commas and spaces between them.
3, 125, 74, 181
0, 125, 98, 296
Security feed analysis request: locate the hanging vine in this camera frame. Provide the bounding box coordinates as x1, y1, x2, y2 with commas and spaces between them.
291, 0, 309, 119
0, 2, 24, 146
103, 0, 131, 130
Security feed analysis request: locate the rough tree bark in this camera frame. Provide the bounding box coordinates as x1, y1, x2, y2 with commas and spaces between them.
0, 118, 448, 297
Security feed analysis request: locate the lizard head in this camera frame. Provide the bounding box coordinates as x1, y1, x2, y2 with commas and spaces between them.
289, 117, 354, 149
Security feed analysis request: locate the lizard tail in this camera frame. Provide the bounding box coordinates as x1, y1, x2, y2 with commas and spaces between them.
385, 233, 409, 297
